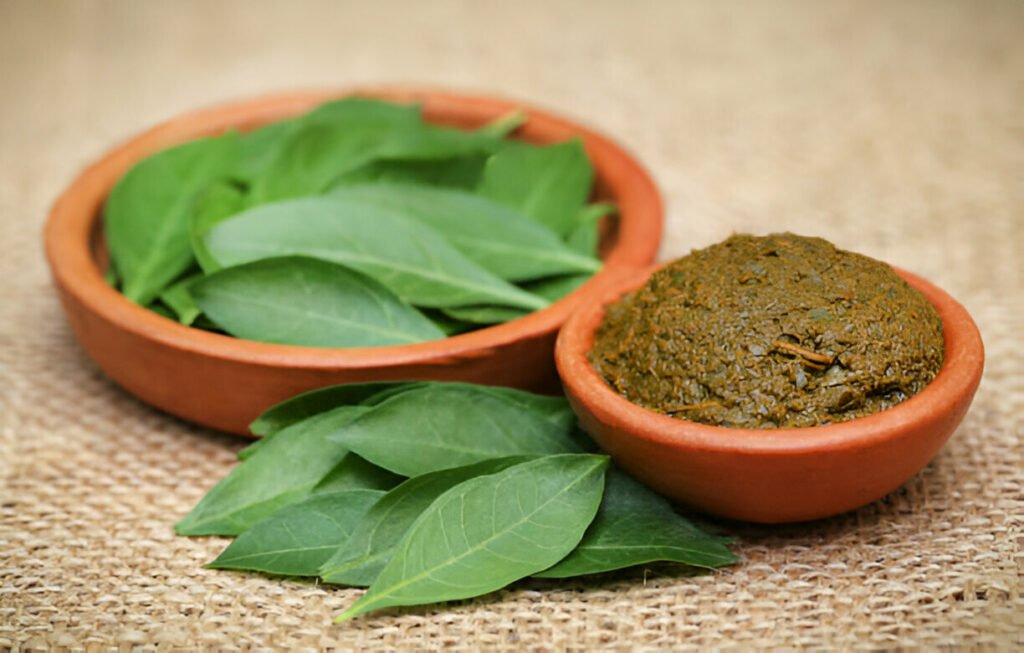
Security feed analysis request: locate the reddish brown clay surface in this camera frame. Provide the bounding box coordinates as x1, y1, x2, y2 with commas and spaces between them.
45, 88, 663, 436
556, 265, 984, 523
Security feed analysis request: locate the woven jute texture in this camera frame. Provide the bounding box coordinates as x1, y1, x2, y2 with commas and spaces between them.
1, 0, 1021, 649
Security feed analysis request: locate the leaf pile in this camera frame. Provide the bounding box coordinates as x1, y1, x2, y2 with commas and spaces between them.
104, 98, 610, 346
176, 382, 738, 622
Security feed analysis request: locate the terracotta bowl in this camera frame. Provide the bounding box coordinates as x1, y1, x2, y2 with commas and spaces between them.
556, 265, 984, 523
45, 88, 663, 436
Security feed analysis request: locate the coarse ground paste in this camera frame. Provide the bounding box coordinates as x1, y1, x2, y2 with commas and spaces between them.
590, 233, 945, 428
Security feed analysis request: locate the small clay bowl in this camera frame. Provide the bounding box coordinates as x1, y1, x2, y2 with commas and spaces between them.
45, 88, 663, 436
556, 265, 984, 523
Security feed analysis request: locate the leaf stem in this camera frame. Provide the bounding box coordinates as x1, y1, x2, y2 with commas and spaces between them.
480, 110, 527, 137
666, 401, 721, 412
771, 339, 835, 365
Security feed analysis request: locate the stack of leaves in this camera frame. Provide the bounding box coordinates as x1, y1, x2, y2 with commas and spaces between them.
104, 98, 614, 346
175, 382, 738, 622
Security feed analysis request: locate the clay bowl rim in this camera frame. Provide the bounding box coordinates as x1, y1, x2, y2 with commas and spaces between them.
556, 263, 985, 456
45, 87, 663, 370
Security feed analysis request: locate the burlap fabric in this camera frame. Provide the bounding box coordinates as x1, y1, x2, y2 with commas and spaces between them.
1, 1, 1020, 649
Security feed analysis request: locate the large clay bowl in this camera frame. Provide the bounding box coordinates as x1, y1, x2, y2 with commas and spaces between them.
556, 265, 984, 523
45, 88, 663, 436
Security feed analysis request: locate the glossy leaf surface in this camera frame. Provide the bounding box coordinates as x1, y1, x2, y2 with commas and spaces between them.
204, 197, 548, 311
328, 111, 523, 189
250, 98, 507, 203
327, 383, 582, 476
175, 406, 369, 536
320, 457, 532, 587
477, 139, 593, 238
312, 454, 404, 494
189, 180, 247, 273
105, 132, 239, 304
248, 381, 421, 438
328, 183, 600, 281
233, 120, 301, 184
250, 99, 421, 203
337, 454, 608, 621
208, 489, 384, 576
191, 256, 446, 347
535, 468, 738, 578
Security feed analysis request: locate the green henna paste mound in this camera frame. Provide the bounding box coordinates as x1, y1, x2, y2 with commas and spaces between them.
590, 233, 944, 429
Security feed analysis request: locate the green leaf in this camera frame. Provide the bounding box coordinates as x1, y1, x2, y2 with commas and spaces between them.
105, 132, 239, 304
305, 97, 421, 127
419, 309, 479, 336
328, 111, 522, 190
249, 381, 422, 438
327, 383, 582, 476
440, 304, 529, 326
175, 406, 369, 536
320, 457, 533, 587
190, 256, 446, 348
327, 183, 600, 282
477, 139, 594, 238
522, 273, 592, 304
250, 99, 421, 203
249, 98, 508, 204
240, 382, 424, 462
207, 489, 384, 577
567, 202, 616, 257
375, 121, 505, 162
233, 120, 301, 184
233, 438, 266, 462
312, 454, 404, 494
103, 263, 120, 289
337, 454, 609, 621
535, 468, 738, 578
334, 155, 489, 190
190, 180, 248, 273
158, 273, 203, 325
204, 197, 548, 311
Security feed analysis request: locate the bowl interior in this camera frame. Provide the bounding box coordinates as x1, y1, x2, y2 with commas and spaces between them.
51, 88, 664, 369
85, 90, 625, 276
